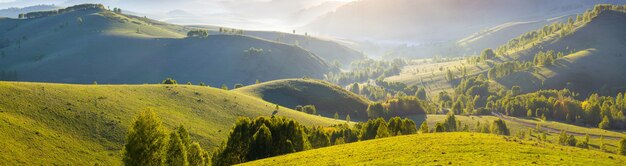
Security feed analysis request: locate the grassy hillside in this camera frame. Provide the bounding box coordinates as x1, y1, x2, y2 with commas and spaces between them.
0, 6, 330, 86
422, 114, 626, 152
457, 15, 570, 54
495, 10, 626, 95
244, 31, 366, 66
241, 133, 626, 165
234, 79, 371, 120
0, 81, 344, 165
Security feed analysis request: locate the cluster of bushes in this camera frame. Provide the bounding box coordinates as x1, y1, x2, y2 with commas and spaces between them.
187, 29, 209, 38
487, 61, 532, 80
218, 28, 244, 35
295, 105, 317, 115
366, 96, 428, 119
123, 110, 210, 166
244, 47, 268, 56
359, 117, 417, 140
19, 4, 104, 19
212, 116, 417, 165
533, 50, 565, 66
325, 59, 406, 85
348, 78, 428, 103
421, 113, 509, 136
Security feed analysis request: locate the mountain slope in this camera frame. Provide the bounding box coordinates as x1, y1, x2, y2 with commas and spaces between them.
235, 79, 371, 120
0, 81, 343, 165
457, 15, 571, 54
0, 5, 330, 86
244, 31, 366, 66
241, 133, 626, 165
497, 9, 626, 95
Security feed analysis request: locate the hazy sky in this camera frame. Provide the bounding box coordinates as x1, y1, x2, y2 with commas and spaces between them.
0, 0, 354, 31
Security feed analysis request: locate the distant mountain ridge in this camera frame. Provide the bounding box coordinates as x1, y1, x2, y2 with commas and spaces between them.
0, 4, 60, 18
304, 0, 625, 43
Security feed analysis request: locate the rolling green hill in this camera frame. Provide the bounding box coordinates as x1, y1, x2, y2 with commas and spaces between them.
234, 79, 371, 120
495, 9, 626, 95
241, 133, 626, 165
0, 81, 344, 165
0, 5, 330, 86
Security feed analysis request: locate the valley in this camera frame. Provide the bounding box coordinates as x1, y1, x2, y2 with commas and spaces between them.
1, 2, 626, 166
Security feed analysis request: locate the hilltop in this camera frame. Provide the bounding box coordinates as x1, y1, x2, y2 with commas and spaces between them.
241, 133, 626, 165
0, 81, 343, 165
0, 5, 330, 86
234, 79, 371, 120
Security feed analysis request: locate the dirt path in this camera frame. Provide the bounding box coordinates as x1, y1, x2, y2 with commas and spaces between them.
491, 111, 624, 140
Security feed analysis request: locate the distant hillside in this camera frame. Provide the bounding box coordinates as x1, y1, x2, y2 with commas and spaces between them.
496, 8, 626, 95
235, 79, 371, 120
244, 31, 366, 66
304, 0, 624, 43
242, 133, 626, 165
0, 5, 61, 18
457, 15, 571, 54
0, 5, 330, 86
0, 81, 343, 165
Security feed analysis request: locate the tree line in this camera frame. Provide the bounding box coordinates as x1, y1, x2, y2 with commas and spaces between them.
211, 116, 418, 165
19, 4, 105, 19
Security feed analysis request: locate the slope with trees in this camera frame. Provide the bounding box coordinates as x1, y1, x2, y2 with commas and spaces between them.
0, 81, 343, 165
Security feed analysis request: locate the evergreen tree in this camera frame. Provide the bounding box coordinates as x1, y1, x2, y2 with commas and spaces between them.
176, 126, 191, 148
166, 131, 188, 166
308, 127, 330, 149
334, 112, 339, 119
415, 87, 427, 100
248, 124, 272, 160
346, 114, 351, 123
375, 124, 391, 139
490, 119, 509, 135
599, 116, 611, 129
187, 142, 207, 166
419, 121, 429, 133
434, 123, 446, 132
123, 109, 168, 166
444, 112, 457, 132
